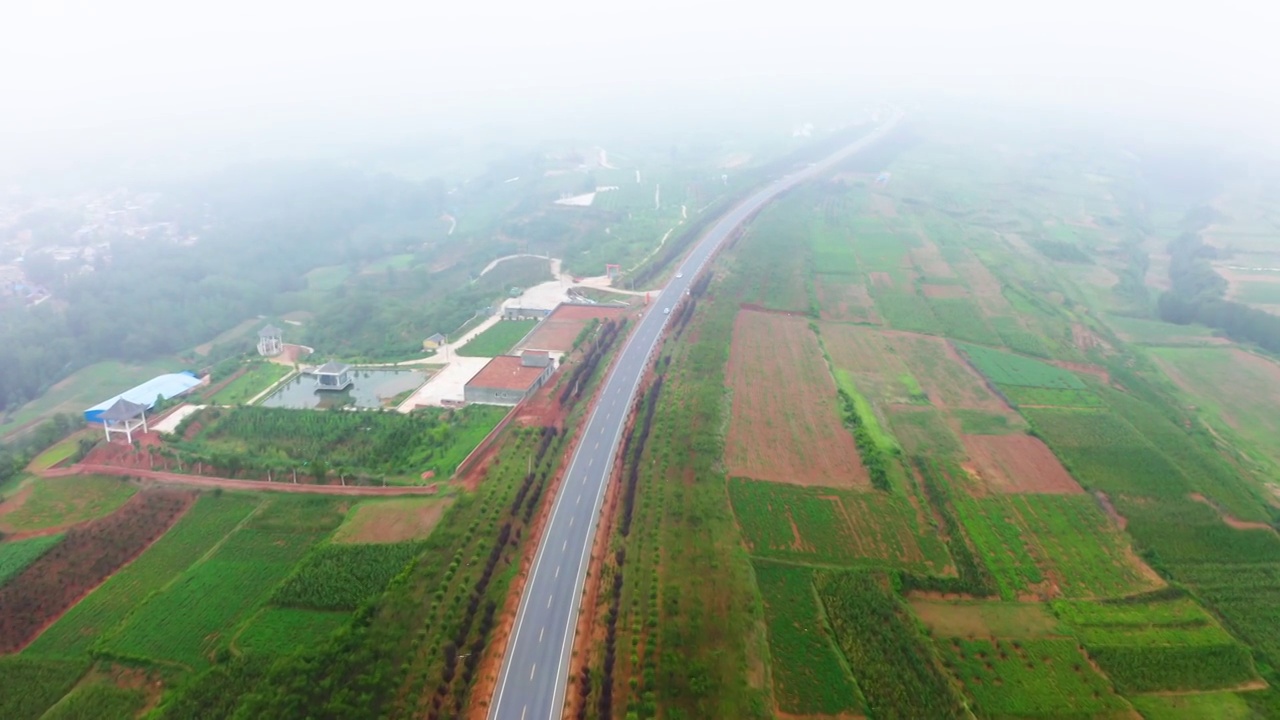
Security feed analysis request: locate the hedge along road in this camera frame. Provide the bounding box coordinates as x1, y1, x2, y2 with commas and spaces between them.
487, 109, 906, 720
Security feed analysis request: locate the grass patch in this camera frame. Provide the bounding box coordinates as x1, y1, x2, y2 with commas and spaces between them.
208, 362, 290, 405
0, 534, 63, 587
888, 406, 962, 458
455, 319, 538, 357
909, 601, 1062, 639
26, 435, 82, 472
0, 358, 179, 440
304, 265, 350, 291
1128, 691, 1254, 719
0, 476, 136, 533
1000, 385, 1103, 407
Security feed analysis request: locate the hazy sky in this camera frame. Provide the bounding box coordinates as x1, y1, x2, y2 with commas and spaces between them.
2, 0, 1277, 175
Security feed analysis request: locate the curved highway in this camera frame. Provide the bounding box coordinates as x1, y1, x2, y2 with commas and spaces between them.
488, 110, 904, 720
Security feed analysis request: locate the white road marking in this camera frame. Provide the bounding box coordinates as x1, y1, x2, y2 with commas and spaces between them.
563, 540, 568, 551
521, 707, 526, 720
530, 664, 537, 680
594, 441, 599, 449
539, 627, 544, 643
588, 457, 593, 467
569, 516, 574, 527
556, 564, 561, 577
547, 594, 553, 608
577, 493, 581, 505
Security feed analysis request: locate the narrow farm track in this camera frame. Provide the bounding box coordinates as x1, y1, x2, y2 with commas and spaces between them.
38, 464, 442, 496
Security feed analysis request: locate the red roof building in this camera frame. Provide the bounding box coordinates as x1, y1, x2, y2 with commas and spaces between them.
464, 353, 557, 405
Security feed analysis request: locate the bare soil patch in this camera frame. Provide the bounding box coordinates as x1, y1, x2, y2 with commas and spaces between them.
1189, 493, 1276, 531
869, 271, 894, 289
909, 600, 1062, 638
1093, 491, 1127, 530
911, 239, 956, 279
1070, 323, 1109, 354
961, 434, 1083, 494
725, 310, 868, 487
922, 283, 968, 299
524, 305, 626, 353
331, 498, 453, 543
1049, 360, 1110, 384
956, 248, 1014, 315
816, 277, 880, 324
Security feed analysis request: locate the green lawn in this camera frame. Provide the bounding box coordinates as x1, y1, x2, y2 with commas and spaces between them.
209, 362, 291, 405
361, 253, 416, 274
456, 320, 538, 357
304, 265, 351, 291
26, 434, 84, 471
0, 476, 136, 533
0, 358, 180, 440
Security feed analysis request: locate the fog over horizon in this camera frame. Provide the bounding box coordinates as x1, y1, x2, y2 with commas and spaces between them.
3, 0, 1278, 182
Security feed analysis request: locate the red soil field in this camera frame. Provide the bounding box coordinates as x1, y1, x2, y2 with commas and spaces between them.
869, 271, 894, 289
724, 310, 868, 488
911, 240, 956, 279
921, 284, 968, 298
0, 489, 195, 652
816, 277, 880, 324
961, 434, 1083, 494
523, 305, 625, 352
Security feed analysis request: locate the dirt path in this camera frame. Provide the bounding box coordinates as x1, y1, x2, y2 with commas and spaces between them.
39, 464, 440, 496
1189, 493, 1277, 531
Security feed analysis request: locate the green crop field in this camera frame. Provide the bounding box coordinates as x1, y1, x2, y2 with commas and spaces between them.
26, 494, 261, 658
729, 479, 947, 572
0, 476, 136, 533
929, 298, 1001, 344
0, 534, 62, 587
991, 316, 1054, 356
873, 289, 943, 334
888, 406, 962, 457
26, 434, 82, 471
1129, 692, 1255, 720
939, 638, 1126, 718
816, 570, 966, 719
235, 607, 349, 656
208, 362, 290, 405
753, 562, 864, 715
954, 409, 1025, 434
456, 320, 538, 357
999, 385, 1103, 407
41, 683, 146, 720
0, 656, 90, 720
810, 221, 861, 275
97, 498, 337, 669
958, 343, 1086, 388
271, 541, 425, 610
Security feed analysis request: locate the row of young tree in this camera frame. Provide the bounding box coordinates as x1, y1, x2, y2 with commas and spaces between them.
1158, 226, 1280, 354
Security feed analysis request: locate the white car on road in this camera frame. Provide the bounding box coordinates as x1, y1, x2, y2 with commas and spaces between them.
676, 272, 683, 278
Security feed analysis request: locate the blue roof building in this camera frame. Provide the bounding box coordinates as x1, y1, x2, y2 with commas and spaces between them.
83, 371, 203, 423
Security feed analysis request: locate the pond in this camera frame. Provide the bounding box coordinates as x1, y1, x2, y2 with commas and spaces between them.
259, 368, 428, 410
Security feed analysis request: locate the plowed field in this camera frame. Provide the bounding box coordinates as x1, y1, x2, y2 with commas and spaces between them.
725, 311, 867, 487
0, 489, 194, 652
961, 434, 1083, 494
522, 304, 625, 352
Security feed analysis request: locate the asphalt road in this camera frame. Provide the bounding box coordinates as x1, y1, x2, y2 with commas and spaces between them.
487, 110, 904, 720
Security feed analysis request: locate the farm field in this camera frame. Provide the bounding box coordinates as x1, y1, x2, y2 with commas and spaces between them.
456, 319, 538, 357
1152, 346, 1280, 468
234, 607, 349, 656
0, 490, 195, 653
0, 475, 137, 533
909, 600, 1063, 638
208, 361, 290, 405
304, 264, 351, 291
175, 403, 507, 480
0, 357, 179, 440
724, 310, 868, 487
330, 497, 452, 543
97, 497, 341, 669
521, 304, 625, 352
1128, 691, 1256, 719
25, 433, 84, 471
0, 534, 62, 586
25, 493, 261, 658
753, 562, 865, 716
960, 433, 1083, 494
729, 478, 950, 572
